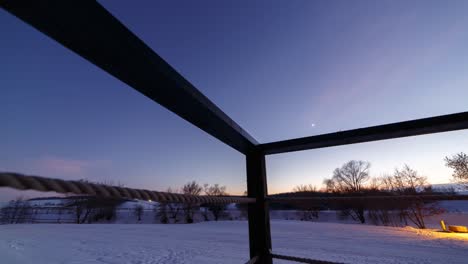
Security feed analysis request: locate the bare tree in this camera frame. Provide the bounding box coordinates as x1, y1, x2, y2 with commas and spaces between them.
293, 184, 317, 193
362, 175, 400, 226
157, 187, 180, 223
204, 184, 228, 221
0, 198, 33, 224
367, 177, 380, 191
66, 196, 93, 224
445, 152, 468, 185
200, 207, 210, 221
155, 203, 168, 224
323, 160, 371, 223
381, 165, 444, 229
167, 203, 181, 223
379, 173, 396, 191
182, 181, 202, 223
66, 195, 122, 224
294, 201, 320, 221
65, 179, 124, 224
291, 185, 320, 221
204, 184, 227, 196
392, 165, 427, 193
323, 178, 337, 193
134, 204, 144, 222
331, 160, 371, 192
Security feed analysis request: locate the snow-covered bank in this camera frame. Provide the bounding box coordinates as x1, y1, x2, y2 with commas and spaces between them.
4, 197, 468, 228
1, 221, 467, 264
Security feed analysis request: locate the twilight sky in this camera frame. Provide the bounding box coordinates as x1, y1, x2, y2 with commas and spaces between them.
1, 0, 468, 200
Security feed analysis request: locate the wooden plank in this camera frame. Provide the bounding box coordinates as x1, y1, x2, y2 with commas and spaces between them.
261, 111, 468, 155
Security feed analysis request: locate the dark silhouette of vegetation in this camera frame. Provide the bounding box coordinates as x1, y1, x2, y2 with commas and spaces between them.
323, 160, 371, 223
155, 202, 169, 224
378, 165, 445, 229
182, 181, 202, 223
156, 187, 181, 224
0, 198, 33, 224
445, 152, 468, 185
203, 184, 228, 221
66, 196, 123, 224
134, 204, 144, 222
293, 184, 317, 193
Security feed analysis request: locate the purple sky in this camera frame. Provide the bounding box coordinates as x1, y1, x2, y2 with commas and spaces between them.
1, 0, 468, 200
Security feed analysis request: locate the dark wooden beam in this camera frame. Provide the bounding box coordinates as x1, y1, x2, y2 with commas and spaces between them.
1, 0, 257, 154
246, 149, 272, 264
268, 194, 468, 202
260, 111, 468, 155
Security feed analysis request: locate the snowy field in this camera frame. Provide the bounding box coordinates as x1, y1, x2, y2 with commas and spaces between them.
1, 221, 468, 264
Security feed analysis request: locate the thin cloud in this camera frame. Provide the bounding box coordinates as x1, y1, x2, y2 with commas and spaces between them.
35, 156, 111, 176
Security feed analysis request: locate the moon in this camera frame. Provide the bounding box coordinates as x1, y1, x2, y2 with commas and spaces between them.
311, 123, 316, 127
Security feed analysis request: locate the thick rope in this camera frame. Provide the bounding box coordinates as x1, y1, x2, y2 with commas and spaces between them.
0, 172, 255, 204
271, 253, 344, 264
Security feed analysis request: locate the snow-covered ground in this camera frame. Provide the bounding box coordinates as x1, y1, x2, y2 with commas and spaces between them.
432, 183, 468, 195
1, 221, 467, 264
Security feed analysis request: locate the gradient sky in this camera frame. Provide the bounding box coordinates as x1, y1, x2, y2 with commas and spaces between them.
1, 0, 468, 200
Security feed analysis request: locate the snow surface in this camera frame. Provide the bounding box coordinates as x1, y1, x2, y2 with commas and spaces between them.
432, 183, 468, 195
1, 221, 467, 264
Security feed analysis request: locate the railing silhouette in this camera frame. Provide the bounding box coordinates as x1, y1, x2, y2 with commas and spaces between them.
2, 1, 468, 263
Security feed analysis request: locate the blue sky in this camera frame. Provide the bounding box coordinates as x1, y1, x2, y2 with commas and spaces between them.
1, 0, 468, 200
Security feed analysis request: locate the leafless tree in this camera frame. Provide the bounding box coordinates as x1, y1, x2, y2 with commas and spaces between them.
134, 204, 144, 222
323, 178, 337, 193
291, 185, 320, 221
295, 204, 319, 221
182, 181, 202, 223
204, 184, 228, 221
155, 203, 168, 224
66, 196, 92, 224
156, 187, 180, 223
367, 177, 381, 191
323, 160, 371, 223
379, 173, 396, 191
200, 207, 210, 221
167, 203, 181, 223
392, 165, 427, 193
445, 152, 468, 185
361, 176, 397, 226
293, 184, 317, 193
380, 165, 445, 229
65, 179, 124, 224
0, 198, 33, 224
182, 181, 203, 196
66, 195, 122, 224
331, 160, 371, 192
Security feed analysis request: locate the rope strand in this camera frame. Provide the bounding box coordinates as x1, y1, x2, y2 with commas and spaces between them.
0, 172, 255, 204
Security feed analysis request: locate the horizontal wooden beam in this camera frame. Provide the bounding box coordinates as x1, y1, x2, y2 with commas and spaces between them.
267, 194, 468, 202
260, 111, 468, 155
1, 0, 257, 154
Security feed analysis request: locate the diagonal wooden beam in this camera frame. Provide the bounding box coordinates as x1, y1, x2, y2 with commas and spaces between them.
1, 0, 257, 154
261, 111, 468, 155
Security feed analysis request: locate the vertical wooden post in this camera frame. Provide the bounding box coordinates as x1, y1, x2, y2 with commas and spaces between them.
246, 148, 272, 264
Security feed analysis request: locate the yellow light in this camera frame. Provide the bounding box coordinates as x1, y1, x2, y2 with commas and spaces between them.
448, 225, 468, 233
